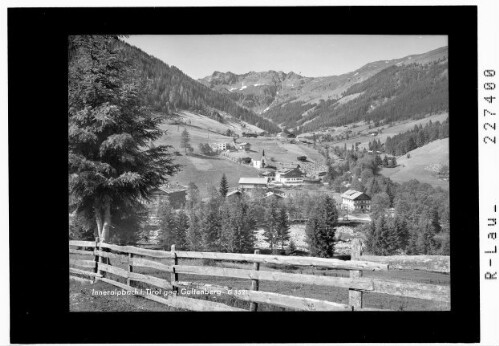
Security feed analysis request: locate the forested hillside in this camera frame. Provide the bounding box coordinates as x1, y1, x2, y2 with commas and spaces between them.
298, 60, 448, 133
385, 118, 449, 156
116, 41, 281, 133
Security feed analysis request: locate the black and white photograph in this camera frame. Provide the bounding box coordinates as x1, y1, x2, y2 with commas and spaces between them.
7, 4, 489, 344
68, 34, 451, 312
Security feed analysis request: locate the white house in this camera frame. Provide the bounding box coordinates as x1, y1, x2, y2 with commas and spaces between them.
275, 166, 306, 185
341, 189, 371, 212
237, 142, 250, 151
210, 142, 229, 151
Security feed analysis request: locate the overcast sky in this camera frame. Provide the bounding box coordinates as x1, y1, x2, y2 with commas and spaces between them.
124, 35, 447, 80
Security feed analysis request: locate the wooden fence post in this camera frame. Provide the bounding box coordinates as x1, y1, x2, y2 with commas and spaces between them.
250, 249, 261, 311
349, 238, 363, 310
171, 244, 178, 295
94, 237, 100, 283
127, 253, 133, 286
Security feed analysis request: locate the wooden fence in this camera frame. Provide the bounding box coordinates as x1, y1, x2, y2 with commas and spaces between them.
69, 239, 450, 312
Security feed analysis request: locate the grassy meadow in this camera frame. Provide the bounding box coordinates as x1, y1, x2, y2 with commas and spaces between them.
380, 138, 449, 189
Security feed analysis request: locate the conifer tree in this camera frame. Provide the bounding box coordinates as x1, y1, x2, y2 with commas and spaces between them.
383, 155, 389, 167
277, 206, 290, 250
263, 197, 281, 253
174, 210, 189, 250
417, 217, 438, 255
386, 217, 400, 255
407, 227, 420, 255
186, 207, 202, 250
374, 215, 390, 255
219, 202, 232, 251
68, 35, 179, 243
286, 239, 297, 255
305, 195, 338, 258
220, 199, 256, 253
201, 193, 222, 251
158, 199, 177, 248
219, 173, 229, 198
180, 128, 191, 154
430, 208, 442, 234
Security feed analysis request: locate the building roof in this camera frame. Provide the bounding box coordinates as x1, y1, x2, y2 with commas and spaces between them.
260, 171, 276, 176
154, 185, 188, 194
341, 189, 370, 200
238, 142, 249, 146
265, 191, 285, 199
277, 167, 305, 178
239, 177, 268, 185
227, 190, 242, 197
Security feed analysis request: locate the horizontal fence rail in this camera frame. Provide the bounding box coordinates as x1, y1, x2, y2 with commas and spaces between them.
69, 240, 450, 311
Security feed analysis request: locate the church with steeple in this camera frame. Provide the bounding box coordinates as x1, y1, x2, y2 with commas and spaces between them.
252, 150, 266, 169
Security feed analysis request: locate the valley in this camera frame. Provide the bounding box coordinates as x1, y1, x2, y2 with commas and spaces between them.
69, 35, 452, 314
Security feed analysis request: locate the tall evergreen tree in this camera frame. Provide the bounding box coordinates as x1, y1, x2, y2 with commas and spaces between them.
385, 217, 400, 255
263, 197, 281, 253
174, 210, 189, 250
186, 207, 202, 251
158, 199, 177, 248
374, 215, 390, 255
277, 206, 290, 250
201, 193, 222, 251
180, 128, 191, 154
417, 216, 438, 255
219, 173, 229, 198
305, 195, 338, 258
68, 35, 179, 243
395, 216, 409, 252
220, 199, 256, 253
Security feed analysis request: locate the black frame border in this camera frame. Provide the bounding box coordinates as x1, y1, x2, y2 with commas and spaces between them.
8, 6, 479, 344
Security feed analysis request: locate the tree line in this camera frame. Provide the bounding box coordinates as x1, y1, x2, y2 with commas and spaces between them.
319, 146, 449, 255
297, 61, 448, 134
156, 174, 342, 258
384, 118, 449, 156
362, 180, 449, 255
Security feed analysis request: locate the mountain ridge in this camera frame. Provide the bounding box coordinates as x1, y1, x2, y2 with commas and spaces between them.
117, 40, 281, 134
198, 46, 448, 132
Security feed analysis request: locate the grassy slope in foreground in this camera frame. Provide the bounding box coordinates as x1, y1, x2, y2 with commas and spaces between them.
380, 138, 449, 189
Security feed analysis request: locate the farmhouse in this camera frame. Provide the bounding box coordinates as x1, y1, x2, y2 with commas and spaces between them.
210, 142, 229, 151
238, 177, 269, 190
259, 170, 276, 181
341, 189, 371, 212
147, 185, 188, 216
275, 166, 306, 185
237, 142, 251, 151
226, 190, 242, 200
